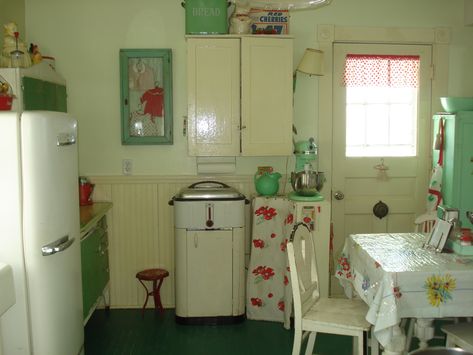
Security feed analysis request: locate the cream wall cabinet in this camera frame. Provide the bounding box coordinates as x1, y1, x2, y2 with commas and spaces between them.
187, 36, 293, 156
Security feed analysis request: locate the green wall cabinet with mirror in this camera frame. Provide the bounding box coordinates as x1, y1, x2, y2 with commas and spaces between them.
119, 49, 173, 145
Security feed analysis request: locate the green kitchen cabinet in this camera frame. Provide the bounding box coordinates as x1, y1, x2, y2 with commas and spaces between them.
22, 76, 67, 112
433, 112, 473, 228
80, 202, 112, 324
81, 227, 102, 318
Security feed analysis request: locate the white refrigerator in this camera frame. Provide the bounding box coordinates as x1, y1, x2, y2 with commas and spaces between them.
0, 110, 84, 355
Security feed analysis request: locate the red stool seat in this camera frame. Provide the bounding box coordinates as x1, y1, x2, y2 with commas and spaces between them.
135, 268, 169, 316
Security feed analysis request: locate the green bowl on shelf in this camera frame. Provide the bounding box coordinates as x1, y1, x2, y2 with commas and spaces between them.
440, 97, 473, 113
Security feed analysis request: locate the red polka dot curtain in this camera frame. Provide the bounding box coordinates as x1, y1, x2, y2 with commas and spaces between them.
343, 54, 420, 88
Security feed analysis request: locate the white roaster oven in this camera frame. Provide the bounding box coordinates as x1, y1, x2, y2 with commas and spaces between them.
170, 181, 247, 325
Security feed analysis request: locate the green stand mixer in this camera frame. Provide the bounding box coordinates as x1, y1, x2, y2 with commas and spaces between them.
288, 138, 325, 201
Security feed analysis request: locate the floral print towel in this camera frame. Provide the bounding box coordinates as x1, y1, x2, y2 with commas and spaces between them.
246, 197, 294, 327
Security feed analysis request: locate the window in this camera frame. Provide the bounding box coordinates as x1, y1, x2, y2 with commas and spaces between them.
343, 54, 420, 157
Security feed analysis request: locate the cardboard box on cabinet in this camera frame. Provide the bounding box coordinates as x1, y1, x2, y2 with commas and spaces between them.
249, 9, 289, 35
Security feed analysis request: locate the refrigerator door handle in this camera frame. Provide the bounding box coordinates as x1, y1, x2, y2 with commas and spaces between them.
41, 235, 75, 256
57, 133, 76, 146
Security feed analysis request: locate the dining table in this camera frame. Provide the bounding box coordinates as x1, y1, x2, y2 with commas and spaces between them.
336, 232, 473, 355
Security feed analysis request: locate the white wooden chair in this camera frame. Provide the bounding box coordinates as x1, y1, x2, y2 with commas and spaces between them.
287, 222, 378, 355
441, 322, 473, 353
414, 212, 437, 233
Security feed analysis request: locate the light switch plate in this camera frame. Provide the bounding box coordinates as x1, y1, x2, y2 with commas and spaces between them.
122, 159, 133, 175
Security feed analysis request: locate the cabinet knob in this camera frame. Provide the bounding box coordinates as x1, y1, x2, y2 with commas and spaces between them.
240, 125, 247, 130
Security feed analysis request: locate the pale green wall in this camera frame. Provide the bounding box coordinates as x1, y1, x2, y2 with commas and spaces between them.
20, 0, 473, 176
0, 0, 25, 46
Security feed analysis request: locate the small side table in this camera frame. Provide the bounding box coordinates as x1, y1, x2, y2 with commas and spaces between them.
135, 268, 169, 316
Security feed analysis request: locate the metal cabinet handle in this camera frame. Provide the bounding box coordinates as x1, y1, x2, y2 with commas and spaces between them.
194, 233, 198, 248
42, 235, 75, 256
98, 240, 109, 255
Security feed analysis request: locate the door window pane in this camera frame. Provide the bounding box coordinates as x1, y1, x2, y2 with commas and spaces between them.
343, 55, 419, 157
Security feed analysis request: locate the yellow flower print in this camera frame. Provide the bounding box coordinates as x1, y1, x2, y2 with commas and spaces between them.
424, 274, 456, 307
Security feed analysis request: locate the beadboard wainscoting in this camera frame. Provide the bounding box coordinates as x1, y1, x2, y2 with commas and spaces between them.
89, 175, 286, 310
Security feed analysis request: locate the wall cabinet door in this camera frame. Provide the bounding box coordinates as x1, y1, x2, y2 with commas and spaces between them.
187, 36, 293, 157
187, 38, 241, 156
241, 37, 293, 156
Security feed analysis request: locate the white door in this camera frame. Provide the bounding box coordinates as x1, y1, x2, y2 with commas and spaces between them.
21, 112, 83, 354
331, 44, 432, 293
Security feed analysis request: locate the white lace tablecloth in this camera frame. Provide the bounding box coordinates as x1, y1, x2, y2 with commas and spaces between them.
246, 196, 294, 328
336, 233, 473, 347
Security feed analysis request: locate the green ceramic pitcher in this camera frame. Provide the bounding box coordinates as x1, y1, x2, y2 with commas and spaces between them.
254, 171, 282, 196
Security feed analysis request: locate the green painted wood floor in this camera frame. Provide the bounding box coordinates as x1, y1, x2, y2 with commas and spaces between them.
84, 309, 354, 355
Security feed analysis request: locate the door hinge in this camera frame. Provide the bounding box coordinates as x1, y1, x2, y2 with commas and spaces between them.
430, 64, 435, 80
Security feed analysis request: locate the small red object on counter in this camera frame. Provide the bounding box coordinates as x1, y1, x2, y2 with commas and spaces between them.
460, 228, 473, 246
79, 176, 94, 206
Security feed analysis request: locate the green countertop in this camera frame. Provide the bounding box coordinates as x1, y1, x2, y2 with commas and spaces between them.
80, 202, 112, 237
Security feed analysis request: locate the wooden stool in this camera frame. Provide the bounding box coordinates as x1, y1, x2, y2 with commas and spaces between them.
135, 268, 169, 316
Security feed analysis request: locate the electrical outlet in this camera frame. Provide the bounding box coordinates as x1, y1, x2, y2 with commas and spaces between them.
122, 159, 133, 175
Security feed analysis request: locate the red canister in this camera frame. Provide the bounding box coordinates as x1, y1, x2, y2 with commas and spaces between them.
79, 177, 95, 206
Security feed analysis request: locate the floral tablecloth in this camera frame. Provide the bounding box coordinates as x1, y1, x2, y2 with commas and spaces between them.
336, 233, 473, 347
246, 197, 294, 328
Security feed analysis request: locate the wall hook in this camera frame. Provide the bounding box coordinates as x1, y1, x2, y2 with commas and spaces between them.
374, 158, 389, 181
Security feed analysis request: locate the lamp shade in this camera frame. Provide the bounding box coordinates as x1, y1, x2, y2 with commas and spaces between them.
297, 48, 324, 76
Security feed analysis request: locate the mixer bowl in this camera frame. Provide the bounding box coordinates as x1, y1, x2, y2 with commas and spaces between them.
291, 171, 325, 196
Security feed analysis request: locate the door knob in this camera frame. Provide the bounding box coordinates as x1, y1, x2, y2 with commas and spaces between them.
333, 191, 344, 200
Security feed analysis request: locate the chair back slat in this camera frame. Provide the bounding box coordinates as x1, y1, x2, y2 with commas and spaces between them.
414, 212, 437, 233
301, 282, 318, 315
288, 223, 320, 319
